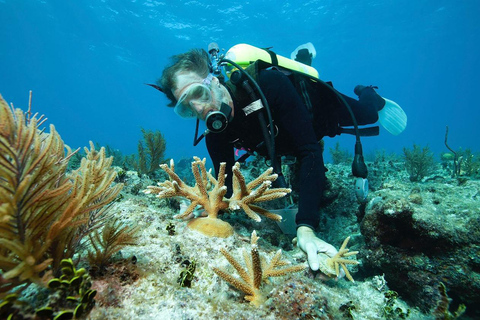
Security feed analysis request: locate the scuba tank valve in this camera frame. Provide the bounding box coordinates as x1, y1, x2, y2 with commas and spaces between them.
208, 42, 222, 76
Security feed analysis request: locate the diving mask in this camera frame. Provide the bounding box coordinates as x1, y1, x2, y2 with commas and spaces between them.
174, 74, 215, 118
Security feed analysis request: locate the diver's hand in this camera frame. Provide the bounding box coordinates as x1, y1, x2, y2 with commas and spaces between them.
295, 226, 338, 271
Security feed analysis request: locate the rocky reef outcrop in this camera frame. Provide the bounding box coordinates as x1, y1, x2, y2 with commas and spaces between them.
360, 175, 480, 316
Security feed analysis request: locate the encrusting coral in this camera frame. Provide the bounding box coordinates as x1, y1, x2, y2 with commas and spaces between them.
212, 231, 306, 306
144, 157, 291, 237
0, 93, 122, 297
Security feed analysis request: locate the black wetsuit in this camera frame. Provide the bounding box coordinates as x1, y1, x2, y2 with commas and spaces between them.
206, 69, 380, 230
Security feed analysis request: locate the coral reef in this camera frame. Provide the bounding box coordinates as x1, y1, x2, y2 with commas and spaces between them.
81, 156, 440, 320
144, 157, 291, 237
403, 144, 435, 181
6, 91, 479, 319
85, 193, 428, 320
212, 230, 305, 306
360, 179, 480, 315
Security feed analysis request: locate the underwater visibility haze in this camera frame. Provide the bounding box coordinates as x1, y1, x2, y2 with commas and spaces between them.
1, 1, 480, 319
1, 0, 479, 160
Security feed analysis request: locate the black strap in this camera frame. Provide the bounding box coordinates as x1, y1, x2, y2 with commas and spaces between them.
264, 49, 279, 66
299, 78, 313, 114
236, 152, 251, 163
339, 126, 380, 136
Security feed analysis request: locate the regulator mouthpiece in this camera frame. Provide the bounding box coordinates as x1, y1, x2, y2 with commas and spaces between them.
205, 102, 232, 133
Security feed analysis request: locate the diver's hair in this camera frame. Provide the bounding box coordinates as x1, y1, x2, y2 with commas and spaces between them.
158, 48, 210, 107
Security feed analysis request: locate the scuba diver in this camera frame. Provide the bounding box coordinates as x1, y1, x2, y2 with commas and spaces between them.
152, 42, 406, 276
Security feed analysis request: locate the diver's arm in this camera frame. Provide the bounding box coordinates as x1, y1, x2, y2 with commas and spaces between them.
258, 70, 340, 272
205, 131, 235, 195
258, 69, 326, 228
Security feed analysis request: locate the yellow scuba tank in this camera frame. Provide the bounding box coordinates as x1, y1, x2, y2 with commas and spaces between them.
224, 43, 320, 79
225, 43, 319, 79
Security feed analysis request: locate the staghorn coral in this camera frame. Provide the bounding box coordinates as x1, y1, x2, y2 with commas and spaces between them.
212, 231, 306, 306
144, 157, 291, 237
316, 236, 359, 282
0, 93, 122, 296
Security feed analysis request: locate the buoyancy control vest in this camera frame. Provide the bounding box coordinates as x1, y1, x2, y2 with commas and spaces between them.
209, 42, 376, 198
222, 45, 343, 154
217, 42, 378, 173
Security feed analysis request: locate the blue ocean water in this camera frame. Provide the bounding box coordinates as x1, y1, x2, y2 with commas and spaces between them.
1, 0, 479, 162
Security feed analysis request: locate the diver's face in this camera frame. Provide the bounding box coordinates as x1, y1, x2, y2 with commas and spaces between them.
172, 71, 227, 120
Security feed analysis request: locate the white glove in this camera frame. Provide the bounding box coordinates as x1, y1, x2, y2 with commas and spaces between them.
295, 226, 338, 271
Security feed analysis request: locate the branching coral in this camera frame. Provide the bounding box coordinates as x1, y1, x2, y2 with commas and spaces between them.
0, 93, 122, 296
212, 231, 306, 306
317, 236, 359, 282
144, 157, 291, 237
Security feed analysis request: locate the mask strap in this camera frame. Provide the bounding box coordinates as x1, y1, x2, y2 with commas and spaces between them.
192, 73, 216, 146
202, 73, 214, 86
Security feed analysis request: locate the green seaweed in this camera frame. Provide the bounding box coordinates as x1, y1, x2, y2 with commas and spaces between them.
177, 260, 197, 288
166, 222, 176, 236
